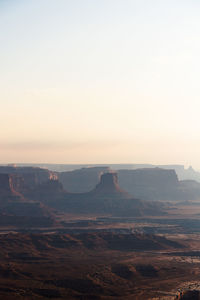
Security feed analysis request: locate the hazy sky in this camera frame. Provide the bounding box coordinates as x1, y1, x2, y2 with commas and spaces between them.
1, 0, 200, 166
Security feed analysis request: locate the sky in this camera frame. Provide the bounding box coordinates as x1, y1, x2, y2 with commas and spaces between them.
1, 0, 200, 167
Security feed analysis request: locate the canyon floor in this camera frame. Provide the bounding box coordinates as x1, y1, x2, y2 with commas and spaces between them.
1, 203, 200, 299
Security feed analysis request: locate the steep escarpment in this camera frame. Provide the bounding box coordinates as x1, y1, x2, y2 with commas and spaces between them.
58, 166, 110, 192
118, 168, 200, 200
0, 166, 57, 194
3, 165, 200, 220
25, 179, 66, 205
0, 174, 24, 201
91, 172, 131, 199
47, 173, 164, 216
0, 173, 54, 226
58, 166, 200, 201
178, 180, 200, 200
118, 168, 179, 200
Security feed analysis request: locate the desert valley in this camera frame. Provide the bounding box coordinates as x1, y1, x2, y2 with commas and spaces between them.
0, 164, 200, 299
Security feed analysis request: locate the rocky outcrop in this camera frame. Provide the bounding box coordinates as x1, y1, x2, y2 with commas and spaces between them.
117, 168, 200, 201
53, 165, 200, 201
58, 166, 200, 201
58, 167, 110, 192
0, 166, 57, 193
26, 179, 66, 205
0, 174, 24, 201
48, 173, 164, 216
178, 180, 200, 200
0, 173, 54, 223
159, 165, 200, 182
92, 172, 131, 199
0, 174, 11, 192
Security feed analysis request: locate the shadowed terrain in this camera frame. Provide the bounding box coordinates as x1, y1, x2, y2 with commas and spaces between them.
0, 165, 199, 299
0, 232, 186, 300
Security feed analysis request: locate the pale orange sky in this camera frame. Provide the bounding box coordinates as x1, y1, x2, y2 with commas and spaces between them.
1, 1, 200, 167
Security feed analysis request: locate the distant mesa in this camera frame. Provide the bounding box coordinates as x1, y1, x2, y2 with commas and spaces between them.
118, 168, 180, 200
0, 166, 57, 192
57, 166, 197, 201
0, 167, 164, 223
58, 166, 110, 192
11, 163, 200, 183
0, 172, 54, 226
26, 178, 66, 204
0, 173, 24, 201
1, 165, 200, 220
57, 166, 200, 202
3, 165, 200, 220
92, 172, 132, 199
42, 172, 164, 217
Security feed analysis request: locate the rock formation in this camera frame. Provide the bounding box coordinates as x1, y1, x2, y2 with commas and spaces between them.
0, 174, 24, 201
25, 179, 66, 205
46, 172, 164, 216
117, 168, 200, 201
0, 166, 57, 193
91, 172, 131, 199
58, 166, 200, 201
0, 173, 54, 225
58, 166, 110, 192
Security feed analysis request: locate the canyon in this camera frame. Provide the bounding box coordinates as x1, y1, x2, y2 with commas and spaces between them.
0, 165, 200, 299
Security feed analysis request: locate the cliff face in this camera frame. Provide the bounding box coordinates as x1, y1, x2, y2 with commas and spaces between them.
118, 168, 178, 188
0, 174, 23, 200
58, 167, 110, 192
26, 179, 66, 204
0, 174, 12, 193
92, 172, 131, 199
3, 165, 200, 220
0, 166, 57, 193
159, 165, 200, 182
0, 173, 54, 222
58, 167, 190, 201
118, 168, 182, 200
51, 173, 164, 216
5, 166, 200, 205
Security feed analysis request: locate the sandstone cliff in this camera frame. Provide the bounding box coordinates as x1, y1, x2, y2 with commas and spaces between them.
0, 173, 54, 224
46, 173, 164, 216
58, 166, 110, 192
